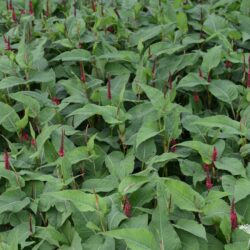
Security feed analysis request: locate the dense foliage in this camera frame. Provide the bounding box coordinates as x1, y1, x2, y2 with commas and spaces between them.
1, 0, 250, 249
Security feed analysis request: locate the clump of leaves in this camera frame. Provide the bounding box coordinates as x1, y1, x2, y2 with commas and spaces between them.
0, 0, 250, 249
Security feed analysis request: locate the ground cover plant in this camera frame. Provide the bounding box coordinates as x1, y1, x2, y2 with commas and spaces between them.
1, 0, 250, 249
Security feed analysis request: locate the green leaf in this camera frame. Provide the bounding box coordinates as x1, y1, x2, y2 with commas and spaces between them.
177, 141, 214, 164
43, 190, 107, 213
215, 157, 246, 177
0, 76, 26, 89
165, 178, 205, 212
51, 49, 91, 61
10, 92, 40, 118
35, 225, 68, 247
147, 152, 181, 169
103, 228, 158, 250
68, 104, 124, 128
0, 102, 20, 132
201, 46, 222, 73
150, 181, 181, 250
107, 205, 127, 230
208, 80, 238, 104
139, 84, 167, 112
0, 189, 30, 214
136, 121, 161, 149
191, 115, 242, 136
177, 73, 208, 90
118, 176, 149, 195
105, 150, 135, 180
179, 159, 205, 186
30, 124, 60, 158
176, 12, 188, 33
174, 219, 207, 240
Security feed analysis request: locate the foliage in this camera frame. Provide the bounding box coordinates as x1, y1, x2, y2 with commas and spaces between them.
0, 0, 250, 249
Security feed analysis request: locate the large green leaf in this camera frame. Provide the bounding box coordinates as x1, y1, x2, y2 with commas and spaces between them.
43, 190, 107, 213
0, 102, 20, 132
177, 141, 214, 164
165, 178, 205, 212
215, 157, 246, 177
51, 49, 91, 61
208, 80, 238, 104
103, 228, 158, 250
201, 46, 222, 73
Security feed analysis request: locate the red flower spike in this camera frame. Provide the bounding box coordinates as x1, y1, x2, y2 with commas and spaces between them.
91, 1, 96, 12
199, 68, 203, 78
31, 138, 36, 146
4, 151, 10, 170
79, 62, 86, 82
225, 60, 232, 68
20, 9, 26, 15
212, 146, 218, 162
107, 75, 112, 100
203, 164, 210, 172
170, 139, 177, 152
29, 1, 34, 15
193, 93, 199, 103
12, 8, 17, 22
205, 173, 213, 190
9, 0, 13, 10
248, 54, 250, 68
168, 72, 172, 90
230, 198, 238, 230
58, 129, 65, 157
107, 26, 114, 33
123, 196, 131, 217
52, 96, 60, 105
22, 132, 29, 141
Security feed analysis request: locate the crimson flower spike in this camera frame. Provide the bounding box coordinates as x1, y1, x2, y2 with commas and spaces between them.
168, 72, 172, 90
9, 0, 13, 10
29, 1, 34, 15
205, 172, 213, 190
12, 8, 17, 22
4, 150, 10, 170
107, 75, 112, 100
123, 196, 131, 217
58, 129, 65, 157
91, 1, 96, 12
230, 198, 238, 230
79, 62, 86, 82
193, 92, 199, 103
212, 146, 218, 162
